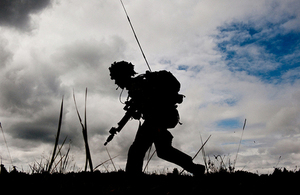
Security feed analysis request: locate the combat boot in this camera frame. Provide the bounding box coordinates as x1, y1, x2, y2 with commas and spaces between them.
185, 163, 205, 177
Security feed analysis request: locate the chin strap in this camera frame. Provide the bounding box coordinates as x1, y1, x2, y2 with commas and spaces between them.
119, 88, 126, 104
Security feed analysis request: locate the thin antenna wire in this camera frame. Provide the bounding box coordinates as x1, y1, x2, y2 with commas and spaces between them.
120, 0, 152, 72
0, 122, 13, 166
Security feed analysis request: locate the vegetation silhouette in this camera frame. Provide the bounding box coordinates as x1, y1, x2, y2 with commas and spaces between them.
1, 166, 300, 195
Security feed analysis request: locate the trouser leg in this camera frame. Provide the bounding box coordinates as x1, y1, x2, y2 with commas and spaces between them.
154, 130, 195, 171
125, 121, 154, 173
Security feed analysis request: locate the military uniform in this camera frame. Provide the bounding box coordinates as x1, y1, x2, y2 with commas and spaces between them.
125, 71, 202, 175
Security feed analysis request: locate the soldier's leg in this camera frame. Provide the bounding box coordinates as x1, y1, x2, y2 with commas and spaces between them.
154, 129, 205, 176
125, 121, 154, 174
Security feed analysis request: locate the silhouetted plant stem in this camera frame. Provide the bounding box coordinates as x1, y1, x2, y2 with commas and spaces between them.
233, 118, 247, 169
143, 150, 156, 173
106, 147, 117, 171
193, 135, 212, 160
93, 155, 119, 171
48, 96, 64, 173
180, 134, 211, 175
200, 134, 208, 173
73, 88, 93, 172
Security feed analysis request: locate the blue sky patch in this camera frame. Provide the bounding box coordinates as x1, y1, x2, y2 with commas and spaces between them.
216, 21, 300, 83
224, 98, 238, 106
178, 65, 189, 71
216, 118, 243, 129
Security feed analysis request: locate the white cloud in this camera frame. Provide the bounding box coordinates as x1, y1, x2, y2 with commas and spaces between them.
0, 0, 299, 174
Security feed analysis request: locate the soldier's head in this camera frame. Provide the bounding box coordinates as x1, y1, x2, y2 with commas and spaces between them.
109, 61, 137, 89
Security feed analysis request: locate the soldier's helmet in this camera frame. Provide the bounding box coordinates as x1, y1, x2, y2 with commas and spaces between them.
109, 61, 137, 80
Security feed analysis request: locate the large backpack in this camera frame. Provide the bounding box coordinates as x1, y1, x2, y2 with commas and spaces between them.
143, 70, 184, 128
129, 70, 184, 128
144, 70, 184, 106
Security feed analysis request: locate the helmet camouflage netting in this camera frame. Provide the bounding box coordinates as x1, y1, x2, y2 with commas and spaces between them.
109, 61, 137, 80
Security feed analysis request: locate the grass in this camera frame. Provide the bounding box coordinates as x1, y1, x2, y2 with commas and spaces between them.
2, 98, 299, 194
29, 92, 95, 174
73, 88, 93, 172
1, 167, 300, 194
29, 137, 74, 174
24, 107, 254, 175
27, 97, 70, 174
233, 118, 247, 169
0, 126, 13, 166
47, 96, 64, 172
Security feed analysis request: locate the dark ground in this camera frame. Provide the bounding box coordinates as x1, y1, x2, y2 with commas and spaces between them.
1, 168, 299, 195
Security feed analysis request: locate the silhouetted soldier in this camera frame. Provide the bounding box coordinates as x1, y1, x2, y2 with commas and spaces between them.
109, 61, 205, 176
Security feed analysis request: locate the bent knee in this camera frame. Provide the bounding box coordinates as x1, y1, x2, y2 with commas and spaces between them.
156, 146, 172, 159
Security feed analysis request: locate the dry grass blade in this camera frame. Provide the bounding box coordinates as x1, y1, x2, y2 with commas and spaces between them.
50, 136, 68, 173
53, 136, 68, 162
233, 118, 247, 169
73, 88, 93, 172
147, 144, 153, 162
143, 150, 156, 173
180, 134, 211, 175
93, 155, 119, 171
106, 147, 117, 171
275, 156, 282, 168
62, 141, 71, 172
193, 134, 211, 160
0, 122, 13, 166
48, 96, 64, 173
200, 134, 208, 172
84, 88, 93, 172
73, 89, 84, 129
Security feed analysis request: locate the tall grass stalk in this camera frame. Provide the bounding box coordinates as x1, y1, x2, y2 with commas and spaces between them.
214, 155, 227, 172
200, 134, 208, 172
30, 138, 73, 174
144, 144, 155, 173
47, 96, 64, 173
51, 136, 68, 173
180, 134, 211, 175
52, 136, 68, 163
143, 150, 156, 173
0, 122, 13, 166
275, 156, 282, 168
62, 142, 71, 171
192, 134, 211, 160
233, 118, 247, 169
93, 155, 119, 171
106, 147, 117, 171
73, 88, 93, 172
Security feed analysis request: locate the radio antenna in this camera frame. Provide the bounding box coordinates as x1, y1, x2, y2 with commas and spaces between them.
120, 0, 152, 72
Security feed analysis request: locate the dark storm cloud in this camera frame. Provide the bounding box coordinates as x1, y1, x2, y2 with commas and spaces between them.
0, 64, 63, 115
7, 109, 83, 150
0, 35, 127, 150
54, 36, 127, 93
7, 99, 84, 147
0, 0, 52, 31
0, 38, 12, 68
10, 118, 57, 143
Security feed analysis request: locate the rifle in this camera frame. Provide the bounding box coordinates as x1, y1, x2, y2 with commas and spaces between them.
104, 100, 140, 146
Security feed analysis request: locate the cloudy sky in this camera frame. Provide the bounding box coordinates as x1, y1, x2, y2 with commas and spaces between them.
0, 0, 299, 174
